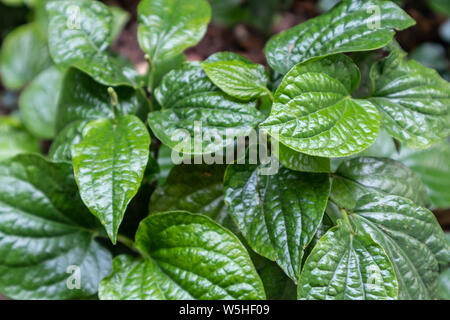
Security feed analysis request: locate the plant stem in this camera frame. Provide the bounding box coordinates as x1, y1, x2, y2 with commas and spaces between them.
117, 234, 140, 254
340, 209, 355, 235
264, 87, 274, 102
145, 54, 155, 92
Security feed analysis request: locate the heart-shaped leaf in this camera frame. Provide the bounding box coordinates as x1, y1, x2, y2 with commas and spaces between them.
368, 50, 450, 148
276, 142, 331, 173
99, 211, 265, 300
224, 163, 330, 280
19, 66, 65, 139
72, 115, 150, 243
149, 62, 264, 155
331, 157, 430, 209
0, 154, 112, 299
137, 0, 211, 64
46, 0, 140, 87
265, 0, 414, 74
298, 220, 398, 300
260, 54, 380, 157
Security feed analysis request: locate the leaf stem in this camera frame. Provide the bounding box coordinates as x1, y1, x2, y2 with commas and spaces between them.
264, 87, 274, 102
340, 209, 355, 235
117, 234, 140, 254
145, 54, 155, 92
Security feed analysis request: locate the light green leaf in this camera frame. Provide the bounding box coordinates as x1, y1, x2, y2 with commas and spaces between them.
202, 60, 270, 101
149, 62, 264, 155
149, 164, 232, 227
0, 22, 51, 90
298, 220, 398, 300
331, 157, 430, 209
347, 194, 450, 299
137, 0, 211, 64
224, 163, 330, 280
260, 54, 381, 157
395, 141, 450, 209
56, 68, 148, 132
276, 142, 330, 173
72, 115, 150, 243
368, 50, 450, 148
46, 0, 140, 87
0, 154, 112, 299
0, 117, 40, 162
19, 66, 64, 139
265, 0, 414, 74
99, 211, 265, 300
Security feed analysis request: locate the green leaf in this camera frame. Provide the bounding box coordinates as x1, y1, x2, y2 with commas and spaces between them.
0, 154, 112, 299
298, 220, 398, 300
265, 0, 414, 74
155, 144, 175, 185
46, 0, 140, 87
223, 163, 330, 280
202, 60, 270, 101
347, 194, 450, 299
149, 62, 264, 155
368, 50, 450, 148
110, 6, 130, 43
276, 142, 331, 173
149, 164, 232, 226
0, 116, 40, 162
72, 115, 150, 243
427, 0, 450, 16
99, 211, 265, 300
205, 51, 253, 64
260, 54, 381, 157
19, 66, 64, 139
137, 0, 211, 64
439, 267, 450, 300
395, 141, 450, 209
56, 68, 147, 132
331, 157, 430, 209
0, 22, 51, 90
49, 120, 89, 163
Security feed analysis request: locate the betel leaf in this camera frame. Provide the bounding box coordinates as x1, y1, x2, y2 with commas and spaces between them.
205, 51, 253, 64
56, 68, 148, 132
368, 50, 450, 148
149, 62, 264, 155
72, 115, 150, 244
99, 211, 265, 300
298, 220, 398, 300
19, 66, 64, 139
49, 120, 89, 163
346, 194, 450, 299
0, 117, 40, 162
137, 0, 211, 64
155, 144, 175, 185
276, 142, 331, 173
331, 157, 430, 209
223, 163, 330, 280
0, 154, 112, 299
395, 142, 450, 209
0, 22, 51, 90
265, 0, 414, 74
149, 164, 231, 226
46, 0, 140, 87
202, 60, 270, 101
109, 6, 130, 43
260, 54, 381, 158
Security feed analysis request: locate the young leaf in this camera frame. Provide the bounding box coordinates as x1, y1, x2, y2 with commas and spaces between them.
331, 157, 430, 209
276, 142, 331, 173
149, 164, 232, 226
46, 0, 140, 87
149, 62, 264, 155
265, 0, 414, 74
0, 22, 51, 90
56, 68, 148, 132
0, 117, 40, 162
223, 163, 331, 280
0, 154, 112, 299
368, 50, 450, 148
298, 221, 398, 300
19, 66, 64, 139
348, 194, 450, 299
396, 142, 450, 209
99, 211, 265, 300
202, 60, 270, 101
72, 115, 150, 243
260, 54, 381, 157
137, 0, 211, 64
